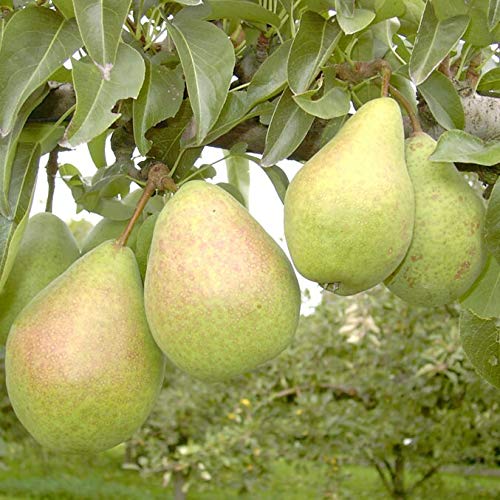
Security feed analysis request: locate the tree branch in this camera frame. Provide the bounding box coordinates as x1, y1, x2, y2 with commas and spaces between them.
407, 463, 441, 494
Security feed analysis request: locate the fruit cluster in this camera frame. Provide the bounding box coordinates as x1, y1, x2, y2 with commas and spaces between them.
0, 97, 486, 454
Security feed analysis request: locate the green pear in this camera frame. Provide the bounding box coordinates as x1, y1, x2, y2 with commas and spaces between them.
284, 97, 415, 295
81, 218, 138, 254
144, 181, 301, 382
385, 132, 486, 306
6, 241, 165, 454
0, 213, 80, 344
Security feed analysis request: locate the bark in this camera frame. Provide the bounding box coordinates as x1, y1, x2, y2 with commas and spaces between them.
27, 84, 500, 167
392, 444, 406, 499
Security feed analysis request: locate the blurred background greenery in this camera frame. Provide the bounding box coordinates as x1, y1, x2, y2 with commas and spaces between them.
0, 285, 499, 499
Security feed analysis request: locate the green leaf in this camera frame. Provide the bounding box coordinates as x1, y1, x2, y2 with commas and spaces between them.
0, 85, 48, 216
461, 256, 500, 318
460, 310, 500, 389
217, 182, 245, 205
477, 67, 500, 95
19, 123, 65, 155
53, 0, 75, 18
226, 153, 250, 208
359, 0, 405, 24
489, 0, 500, 30
409, 2, 469, 85
485, 182, 500, 262
335, 0, 354, 18
73, 0, 132, 77
262, 88, 315, 167
293, 86, 350, 119
288, 12, 342, 94
337, 8, 376, 34
262, 165, 289, 203
64, 43, 145, 147
167, 18, 235, 145
203, 0, 282, 27
417, 71, 465, 130
0, 143, 40, 289
133, 62, 184, 155
247, 40, 292, 107
390, 73, 418, 115
430, 130, 500, 166
87, 129, 110, 168
464, 2, 500, 47
0, 7, 82, 136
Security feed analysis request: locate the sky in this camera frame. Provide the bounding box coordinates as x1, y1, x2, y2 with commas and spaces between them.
31, 145, 324, 314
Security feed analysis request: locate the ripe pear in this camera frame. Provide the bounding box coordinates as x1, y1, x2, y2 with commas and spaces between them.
0, 213, 80, 344
6, 241, 165, 454
144, 181, 301, 382
284, 97, 415, 295
81, 218, 138, 254
385, 132, 486, 306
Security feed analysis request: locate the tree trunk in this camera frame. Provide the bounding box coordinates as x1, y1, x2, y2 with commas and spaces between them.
392, 444, 406, 500
173, 470, 187, 500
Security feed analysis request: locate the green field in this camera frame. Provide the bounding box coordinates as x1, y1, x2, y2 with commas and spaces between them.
0, 441, 498, 499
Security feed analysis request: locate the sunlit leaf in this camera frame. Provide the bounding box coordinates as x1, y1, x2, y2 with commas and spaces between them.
337, 8, 375, 34
0, 7, 81, 136
293, 87, 350, 119
460, 309, 500, 389
409, 1, 469, 85
226, 153, 250, 208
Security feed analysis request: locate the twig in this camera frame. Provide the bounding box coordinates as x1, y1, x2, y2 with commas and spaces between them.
389, 85, 422, 135
116, 163, 177, 247
45, 149, 59, 213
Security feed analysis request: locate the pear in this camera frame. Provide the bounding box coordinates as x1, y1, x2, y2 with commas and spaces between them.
0, 213, 80, 344
81, 218, 138, 254
144, 181, 301, 382
284, 97, 414, 295
385, 132, 486, 306
6, 241, 165, 454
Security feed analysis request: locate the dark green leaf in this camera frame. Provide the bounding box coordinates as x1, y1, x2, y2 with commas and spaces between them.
203, 0, 281, 27
73, 0, 132, 77
0, 7, 81, 136
226, 153, 250, 208
288, 12, 342, 94
53, 0, 75, 18
0, 143, 40, 289
261, 88, 314, 167
477, 67, 500, 95
247, 40, 292, 107
0, 85, 48, 216
64, 43, 145, 147
489, 0, 500, 30
460, 309, 500, 389
217, 182, 245, 205
293, 87, 350, 119
409, 2, 469, 85
485, 182, 500, 262
133, 62, 184, 155
337, 8, 376, 34
430, 130, 500, 166
262, 165, 289, 203
418, 71, 465, 130
167, 18, 235, 145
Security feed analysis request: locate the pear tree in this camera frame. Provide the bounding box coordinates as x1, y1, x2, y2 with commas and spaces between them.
0, 0, 499, 462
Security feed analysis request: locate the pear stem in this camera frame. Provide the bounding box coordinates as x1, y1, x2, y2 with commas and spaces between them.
45, 149, 59, 213
388, 85, 423, 135
116, 163, 177, 248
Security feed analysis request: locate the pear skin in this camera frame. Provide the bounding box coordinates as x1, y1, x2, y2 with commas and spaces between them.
0, 213, 80, 344
144, 181, 301, 382
6, 241, 165, 453
284, 97, 415, 295
385, 132, 486, 306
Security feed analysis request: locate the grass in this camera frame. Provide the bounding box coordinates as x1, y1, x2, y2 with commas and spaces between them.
0, 441, 498, 499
